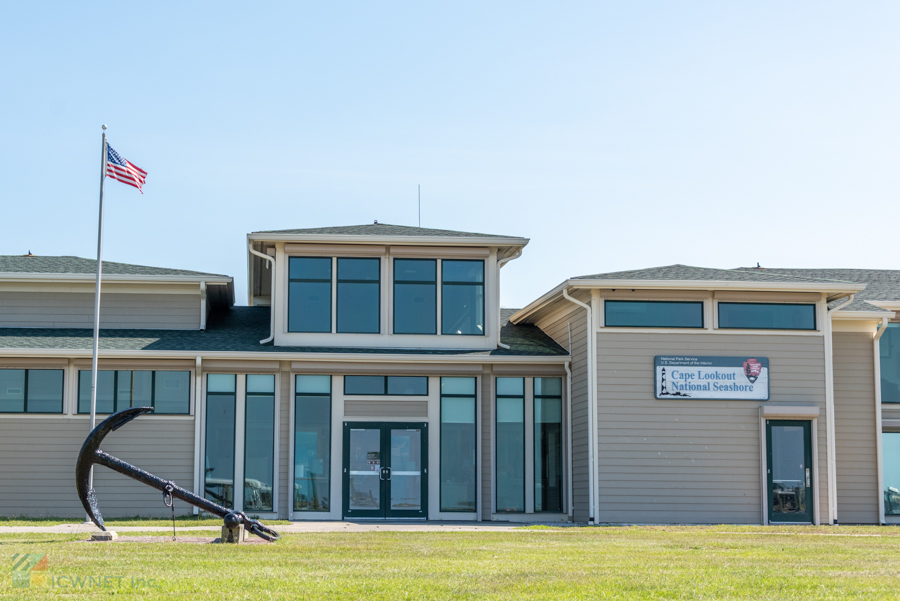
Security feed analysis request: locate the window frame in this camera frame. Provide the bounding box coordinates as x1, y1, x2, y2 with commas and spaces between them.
204, 374, 238, 509
342, 375, 429, 397
441, 259, 486, 336
717, 302, 817, 331
293, 375, 333, 513
604, 300, 705, 329
533, 377, 563, 513
0, 368, 65, 414
287, 256, 334, 333
495, 377, 526, 513
243, 374, 276, 513
76, 370, 191, 415
392, 258, 438, 335
439, 377, 478, 513
336, 257, 381, 334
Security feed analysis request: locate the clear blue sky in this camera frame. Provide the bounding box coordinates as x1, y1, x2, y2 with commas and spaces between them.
1, 2, 898, 307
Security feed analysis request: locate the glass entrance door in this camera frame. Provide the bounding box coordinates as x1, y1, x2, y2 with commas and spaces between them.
343, 422, 428, 519
766, 420, 814, 523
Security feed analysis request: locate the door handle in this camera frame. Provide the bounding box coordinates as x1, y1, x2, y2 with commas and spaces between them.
805, 468, 810, 487
379, 467, 386, 481
386, 467, 392, 481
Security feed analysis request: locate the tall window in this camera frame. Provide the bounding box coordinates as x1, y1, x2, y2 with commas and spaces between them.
496, 377, 525, 512
605, 301, 703, 328
440, 377, 477, 512
205, 374, 236, 509
294, 375, 332, 512
288, 257, 332, 333
880, 323, 900, 404
442, 260, 484, 335
244, 375, 275, 512
393, 259, 437, 334
0, 369, 64, 414
884, 432, 900, 516
77, 370, 190, 414
718, 303, 816, 330
337, 258, 380, 333
534, 378, 563, 513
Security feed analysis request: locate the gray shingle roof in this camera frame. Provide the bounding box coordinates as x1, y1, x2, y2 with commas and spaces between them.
253, 223, 523, 239
573, 264, 858, 286
0, 307, 566, 357
0, 256, 228, 278
750, 268, 900, 312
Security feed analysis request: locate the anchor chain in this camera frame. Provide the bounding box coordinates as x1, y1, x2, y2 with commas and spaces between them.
163, 481, 176, 541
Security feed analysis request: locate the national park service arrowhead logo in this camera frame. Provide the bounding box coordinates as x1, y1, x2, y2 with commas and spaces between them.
743, 358, 762, 384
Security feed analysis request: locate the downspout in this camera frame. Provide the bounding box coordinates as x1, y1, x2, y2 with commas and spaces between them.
566, 322, 574, 520
825, 293, 854, 524
199, 281, 207, 330
248, 244, 275, 344
874, 316, 889, 524
562, 287, 595, 524
496, 250, 522, 350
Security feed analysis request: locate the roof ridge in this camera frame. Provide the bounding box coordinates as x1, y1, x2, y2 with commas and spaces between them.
726, 267, 857, 285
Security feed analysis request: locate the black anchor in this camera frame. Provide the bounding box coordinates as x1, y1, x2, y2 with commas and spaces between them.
75, 407, 280, 542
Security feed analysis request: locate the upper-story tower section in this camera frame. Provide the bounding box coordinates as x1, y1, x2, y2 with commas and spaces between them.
247, 223, 528, 350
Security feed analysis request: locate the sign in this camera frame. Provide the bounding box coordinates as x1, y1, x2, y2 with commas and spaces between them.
655, 356, 769, 401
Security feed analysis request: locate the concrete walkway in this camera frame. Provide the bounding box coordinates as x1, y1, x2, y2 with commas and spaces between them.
0, 521, 529, 534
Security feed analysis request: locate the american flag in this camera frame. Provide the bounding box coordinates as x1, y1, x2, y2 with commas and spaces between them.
106, 144, 147, 193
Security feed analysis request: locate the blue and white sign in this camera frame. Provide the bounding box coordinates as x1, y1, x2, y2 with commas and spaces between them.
655, 356, 769, 401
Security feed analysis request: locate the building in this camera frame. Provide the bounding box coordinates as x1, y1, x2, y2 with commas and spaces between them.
1, 225, 898, 525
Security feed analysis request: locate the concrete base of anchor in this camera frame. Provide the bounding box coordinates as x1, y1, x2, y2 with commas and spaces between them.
91, 531, 118, 541
219, 525, 246, 543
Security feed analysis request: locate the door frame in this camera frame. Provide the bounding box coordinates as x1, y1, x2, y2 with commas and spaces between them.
760, 416, 819, 525
342, 421, 429, 519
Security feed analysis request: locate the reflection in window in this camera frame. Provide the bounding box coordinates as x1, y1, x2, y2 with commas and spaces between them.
534, 378, 563, 513
244, 375, 275, 512
880, 324, 900, 404
294, 375, 332, 512
205, 374, 236, 509
440, 377, 476, 512
288, 257, 332, 333
337, 258, 380, 333
605, 301, 703, 328
77, 370, 189, 414
344, 375, 428, 396
442, 260, 484, 335
885, 432, 900, 516
718, 303, 816, 330
496, 377, 525, 512
393, 259, 436, 334
0, 369, 64, 413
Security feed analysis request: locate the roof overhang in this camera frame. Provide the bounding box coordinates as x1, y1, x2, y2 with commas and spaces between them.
0, 273, 232, 285
248, 232, 528, 256
831, 310, 896, 320
512, 278, 866, 324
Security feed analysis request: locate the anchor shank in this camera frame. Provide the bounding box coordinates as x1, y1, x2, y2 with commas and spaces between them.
94, 450, 231, 519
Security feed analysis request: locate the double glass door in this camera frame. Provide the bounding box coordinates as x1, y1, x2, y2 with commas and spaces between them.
343, 422, 428, 518
766, 420, 814, 523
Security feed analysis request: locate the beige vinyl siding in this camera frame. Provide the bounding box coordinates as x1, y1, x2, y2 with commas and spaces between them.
0, 291, 200, 329
343, 400, 428, 418
481, 367, 492, 518
833, 332, 879, 524
595, 332, 828, 524
535, 291, 587, 521
0, 417, 195, 518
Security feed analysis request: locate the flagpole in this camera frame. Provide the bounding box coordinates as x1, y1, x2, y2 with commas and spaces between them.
86, 125, 108, 518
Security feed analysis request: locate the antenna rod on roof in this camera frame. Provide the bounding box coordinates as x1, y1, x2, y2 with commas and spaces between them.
418, 184, 421, 228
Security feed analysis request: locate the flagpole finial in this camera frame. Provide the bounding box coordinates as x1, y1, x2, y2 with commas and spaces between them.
102, 124, 107, 130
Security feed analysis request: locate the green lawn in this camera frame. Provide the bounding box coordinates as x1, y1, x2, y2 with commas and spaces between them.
0, 516, 290, 528
2, 526, 900, 599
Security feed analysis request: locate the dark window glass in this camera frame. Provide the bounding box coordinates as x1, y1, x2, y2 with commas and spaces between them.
344, 375, 428, 396
534, 378, 563, 513
26, 370, 64, 413
605, 301, 704, 328
718, 303, 816, 330
205, 374, 236, 509
442, 260, 485, 336
496, 378, 525, 512
295, 375, 332, 512
880, 323, 900, 404
244, 375, 275, 512
337, 258, 380, 334
394, 259, 436, 334
0, 370, 25, 413
440, 377, 477, 512
78, 370, 190, 414
288, 257, 332, 333
884, 432, 900, 515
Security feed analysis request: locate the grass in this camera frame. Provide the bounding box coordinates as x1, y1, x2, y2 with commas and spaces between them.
0, 516, 291, 528
2, 526, 900, 599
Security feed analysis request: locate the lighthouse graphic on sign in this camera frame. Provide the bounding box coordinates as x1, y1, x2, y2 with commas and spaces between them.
658, 367, 690, 397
